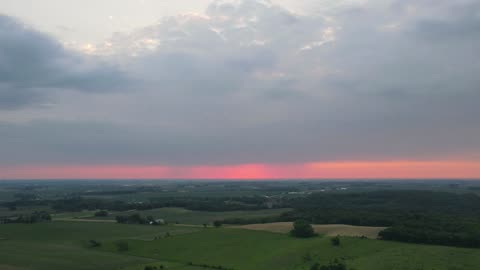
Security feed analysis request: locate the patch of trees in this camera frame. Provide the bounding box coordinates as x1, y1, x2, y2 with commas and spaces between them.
115, 214, 160, 225
1, 211, 51, 224
290, 220, 316, 238
379, 221, 480, 248
13, 193, 38, 201
187, 262, 234, 270
331, 236, 341, 246
2, 199, 49, 210
144, 265, 165, 270
75, 190, 138, 196
290, 190, 480, 217
223, 191, 480, 248
283, 191, 480, 248
88, 240, 101, 248
217, 216, 280, 225
51, 198, 130, 212
115, 241, 129, 251
145, 196, 269, 211
310, 260, 348, 270
94, 210, 109, 217
47, 196, 272, 213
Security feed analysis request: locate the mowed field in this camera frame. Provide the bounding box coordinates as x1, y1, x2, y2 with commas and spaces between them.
0, 222, 201, 270
1, 221, 480, 270
59, 207, 292, 225
105, 228, 480, 270
232, 222, 386, 238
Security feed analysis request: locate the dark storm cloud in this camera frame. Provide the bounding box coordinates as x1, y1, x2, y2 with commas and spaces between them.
1, 0, 480, 166
0, 15, 128, 110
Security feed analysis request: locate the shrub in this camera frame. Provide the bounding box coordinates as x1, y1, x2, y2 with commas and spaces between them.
88, 240, 101, 247
94, 210, 109, 217
320, 259, 347, 270
331, 236, 341, 246
115, 241, 129, 251
290, 220, 316, 238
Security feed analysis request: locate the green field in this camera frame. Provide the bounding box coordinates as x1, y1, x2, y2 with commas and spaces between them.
0, 222, 200, 270
60, 207, 292, 225
1, 221, 479, 270
104, 228, 480, 270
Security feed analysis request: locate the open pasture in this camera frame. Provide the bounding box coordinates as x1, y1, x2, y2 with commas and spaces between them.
86, 207, 291, 225
105, 228, 480, 270
1, 221, 480, 270
233, 222, 386, 238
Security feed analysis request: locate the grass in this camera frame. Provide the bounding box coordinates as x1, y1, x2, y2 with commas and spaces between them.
86, 207, 292, 225
0, 222, 200, 270
233, 222, 386, 238
1, 221, 480, 270
102, 228, 480, 270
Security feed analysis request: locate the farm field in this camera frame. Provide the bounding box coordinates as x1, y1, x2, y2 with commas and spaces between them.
78, 207, 291, 225
0, 222, 201, 270
233, 222, 386, 238
1, 221, 480, 270
110, 228, 480, 270
3, 181, 480, 269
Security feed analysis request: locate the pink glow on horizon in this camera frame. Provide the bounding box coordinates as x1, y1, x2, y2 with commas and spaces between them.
1, 161, 480, 179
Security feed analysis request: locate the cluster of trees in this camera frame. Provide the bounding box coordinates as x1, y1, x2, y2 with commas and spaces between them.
115, 241, 129, 251
13, 193, 38, 201
146, 196, 269, 211
115, 214, 160, 225
74, 190, 138, 196
94, 210, 109, 217
290, 220, 316, 238
222, 191, 480, 248
144, 265, 165, 270
48, 196, 271, 213
218, 216, 280, 225
2, 195, 49, 210
285, 191, 480, 248
379, 222, 480, 248
331, 236, 341, 246
187, 262, 234, 270
88, 240, 101, 248
1, 211, 51, 224
310, 260, 347, 270
51, 198, 129, 212
290, 190, 480, 217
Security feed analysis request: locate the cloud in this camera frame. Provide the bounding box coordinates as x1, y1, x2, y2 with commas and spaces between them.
0, 0, 479, 167
0, 15, 128, 110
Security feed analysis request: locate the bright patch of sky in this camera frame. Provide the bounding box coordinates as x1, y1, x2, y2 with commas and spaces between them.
0, 0, 362, 44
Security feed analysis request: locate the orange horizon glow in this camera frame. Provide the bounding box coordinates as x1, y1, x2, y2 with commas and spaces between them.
1, 160, 480, 179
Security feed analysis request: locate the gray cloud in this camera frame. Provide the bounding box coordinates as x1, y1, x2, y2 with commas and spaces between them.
0, 15, 128, 110
0, 0, 479, 166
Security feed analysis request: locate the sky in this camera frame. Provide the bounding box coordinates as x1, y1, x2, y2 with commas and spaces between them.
0, 0, 479, 179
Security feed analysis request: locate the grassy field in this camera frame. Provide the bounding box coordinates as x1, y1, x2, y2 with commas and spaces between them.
233, 222, 386, 238
1, 221, 480, 270
0, 222, 201, 270
81, 207, 292, 225
103, 228, 480, 270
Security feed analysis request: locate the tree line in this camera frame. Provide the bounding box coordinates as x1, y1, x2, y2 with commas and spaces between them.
222, 191, 480, 248
0, 211, 51, 224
